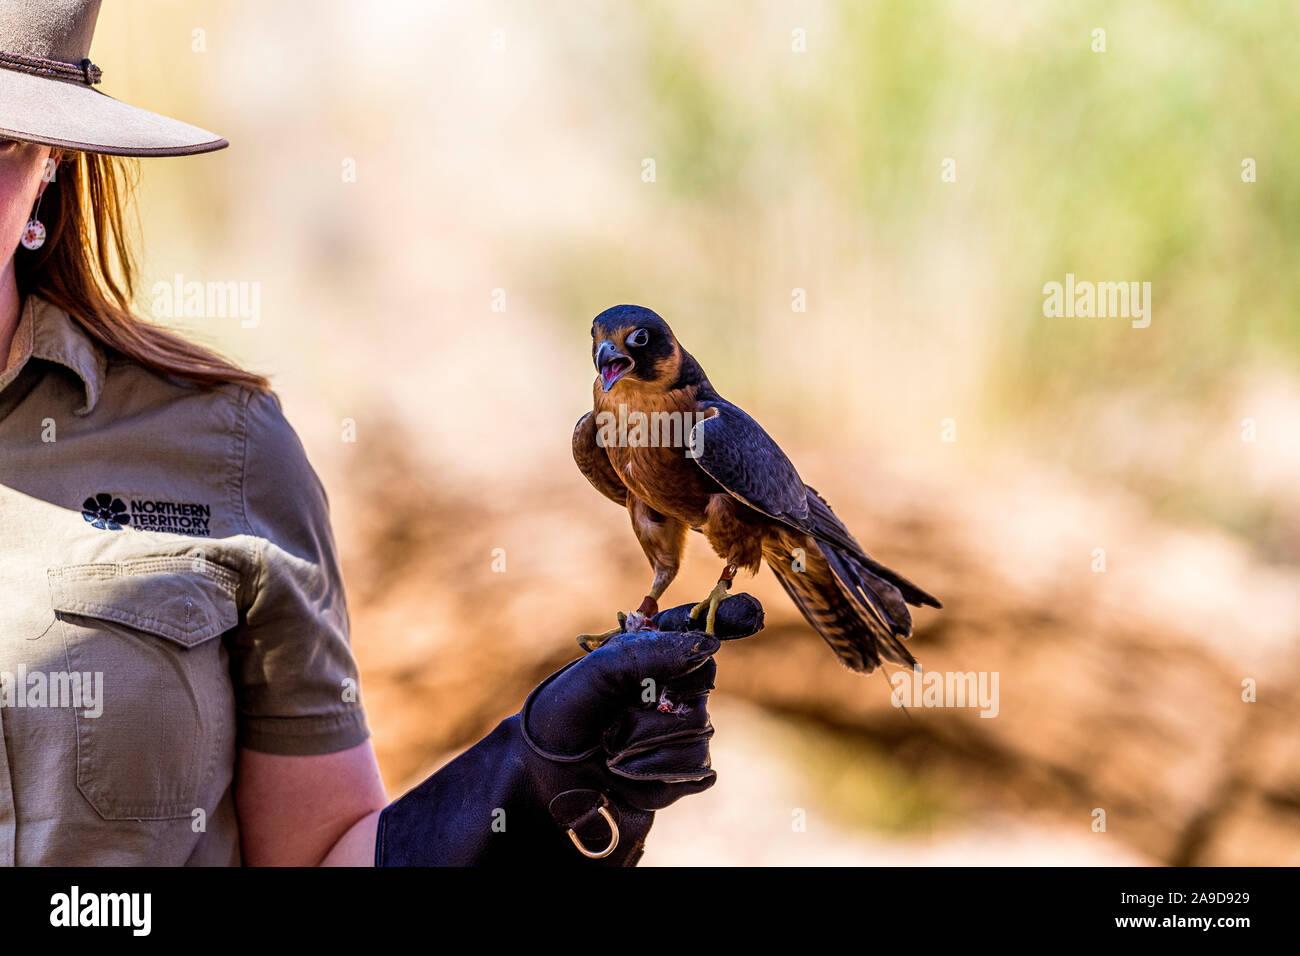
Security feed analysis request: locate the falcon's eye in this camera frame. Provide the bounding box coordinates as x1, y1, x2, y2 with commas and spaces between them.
626, 328, 649, 348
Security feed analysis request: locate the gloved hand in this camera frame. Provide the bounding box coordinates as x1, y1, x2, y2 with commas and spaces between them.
375, 594, 764, 866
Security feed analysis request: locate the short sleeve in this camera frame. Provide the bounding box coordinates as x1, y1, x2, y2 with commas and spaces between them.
230, 388, 370, 755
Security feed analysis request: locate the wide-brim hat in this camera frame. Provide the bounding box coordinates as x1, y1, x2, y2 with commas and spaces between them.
0, 0, 226, 157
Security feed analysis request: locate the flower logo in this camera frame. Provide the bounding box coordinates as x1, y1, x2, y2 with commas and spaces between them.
82, 493, 131, 531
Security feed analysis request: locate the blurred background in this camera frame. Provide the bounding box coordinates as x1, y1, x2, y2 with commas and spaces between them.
97, 0, 1299, 864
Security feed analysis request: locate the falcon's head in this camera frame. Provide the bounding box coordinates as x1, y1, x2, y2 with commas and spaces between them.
590, 304, 682, 393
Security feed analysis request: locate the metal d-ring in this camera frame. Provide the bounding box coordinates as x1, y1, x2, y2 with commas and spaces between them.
567, 805, 619, 859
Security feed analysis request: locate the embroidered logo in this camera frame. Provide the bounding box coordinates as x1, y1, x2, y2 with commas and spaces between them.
81, 493, 213, 537
82, 494, 131, 531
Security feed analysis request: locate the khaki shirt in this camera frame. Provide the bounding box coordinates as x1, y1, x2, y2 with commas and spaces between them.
0, 295, 369, 865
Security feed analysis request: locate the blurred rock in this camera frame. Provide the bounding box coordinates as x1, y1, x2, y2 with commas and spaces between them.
340, 430, 1300, 864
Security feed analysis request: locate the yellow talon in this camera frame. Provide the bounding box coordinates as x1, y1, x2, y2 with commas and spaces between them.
577, 612, 627, 651
688, 580, 731, 635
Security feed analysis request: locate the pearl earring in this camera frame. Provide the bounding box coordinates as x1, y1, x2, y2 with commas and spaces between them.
21, 193, 46, 250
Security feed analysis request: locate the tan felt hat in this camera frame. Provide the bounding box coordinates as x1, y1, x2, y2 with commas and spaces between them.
0, 0, 226, 157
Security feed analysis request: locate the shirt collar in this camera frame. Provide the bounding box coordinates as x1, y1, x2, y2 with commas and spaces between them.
13, 295, 106, 416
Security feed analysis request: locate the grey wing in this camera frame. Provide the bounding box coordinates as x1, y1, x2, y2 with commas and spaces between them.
691, 402, 941, 615
572, 411, 628, 506
688, 401, 810, 527
691, 401, 939, 666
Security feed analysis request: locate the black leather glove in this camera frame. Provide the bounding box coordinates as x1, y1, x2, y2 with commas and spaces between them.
375, 594, 764, 866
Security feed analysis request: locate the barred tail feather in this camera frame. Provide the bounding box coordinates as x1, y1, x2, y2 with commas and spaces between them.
765, 534, 917, 673
803, 486, 942, 609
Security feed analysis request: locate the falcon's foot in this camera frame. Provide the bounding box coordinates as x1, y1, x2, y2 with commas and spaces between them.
689, 564, 739, 635
576, 597, 660, 652
576, 617, 623, 653
688, 582, 729, 636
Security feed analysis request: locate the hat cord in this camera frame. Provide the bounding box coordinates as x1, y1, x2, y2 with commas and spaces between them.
0, 50, 101, 86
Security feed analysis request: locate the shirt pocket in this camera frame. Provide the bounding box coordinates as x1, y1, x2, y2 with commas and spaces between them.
47, 556, 240, 821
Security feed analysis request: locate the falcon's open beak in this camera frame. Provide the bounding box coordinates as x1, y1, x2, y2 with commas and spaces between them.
596, 339, 633, 391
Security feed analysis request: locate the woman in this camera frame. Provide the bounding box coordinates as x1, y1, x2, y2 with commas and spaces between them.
0, 0, 759, 866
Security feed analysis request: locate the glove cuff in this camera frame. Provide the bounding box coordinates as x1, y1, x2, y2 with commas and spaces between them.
375, 715, 652, 866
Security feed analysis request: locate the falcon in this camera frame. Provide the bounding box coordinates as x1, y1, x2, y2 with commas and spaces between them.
572, 304, 941, 672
